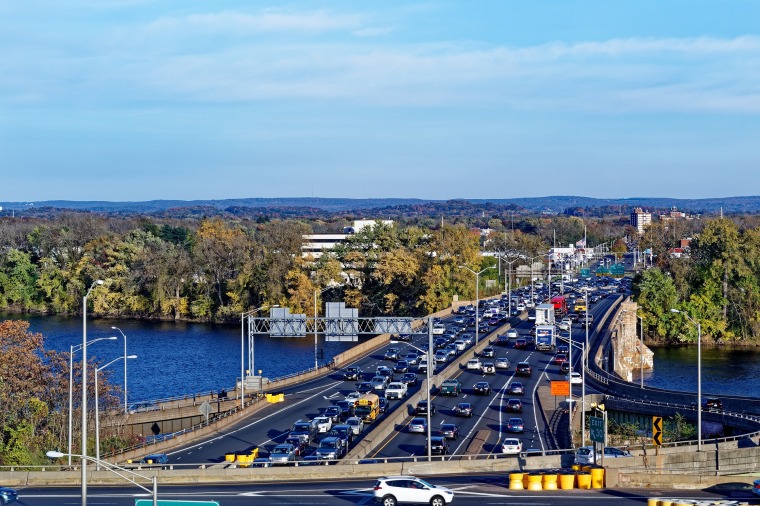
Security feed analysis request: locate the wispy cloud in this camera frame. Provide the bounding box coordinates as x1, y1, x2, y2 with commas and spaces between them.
147, 9, 363, 34
2, 0, 759, 116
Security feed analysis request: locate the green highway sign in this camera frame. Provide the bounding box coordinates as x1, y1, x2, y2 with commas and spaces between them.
580, 268, 591, 278
610, 264, 625, 277
135, 501, 220, 506
589, 416, 605, 443
595, 267, 610, 276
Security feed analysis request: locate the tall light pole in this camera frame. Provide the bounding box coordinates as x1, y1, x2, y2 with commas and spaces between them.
47, 450, 158, 506
504, 258, 520, 319
459, 265, 495, 345
110, 327, 129, 414
68, 336, 116, 466
636, 314, 644, 388
95, 355, 137, 466
564, 284, 589, 446
670, 308, 702, 451
81, 278, 103, 506
393, 317, 433, 460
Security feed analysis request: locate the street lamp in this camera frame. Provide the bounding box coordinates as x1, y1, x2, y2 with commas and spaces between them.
110, 326, 129, 414
636, 314, 644, 388
81, 278, 103, 506
46, 450, 158, 506
503, 258, 521, 320
95, 355, 137, 465
563, 285, 589, 446
458, 265, 495, 345
670, 308, 702, 451
391, 315, 434, 460
68, 336, 117, 466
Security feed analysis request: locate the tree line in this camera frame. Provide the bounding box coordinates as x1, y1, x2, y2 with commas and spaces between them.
635, 217, 760, 344
0, 214, 524, 322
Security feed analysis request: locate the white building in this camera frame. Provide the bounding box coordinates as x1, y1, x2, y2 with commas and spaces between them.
302, 220, 393, 259
630, 208, 652, 235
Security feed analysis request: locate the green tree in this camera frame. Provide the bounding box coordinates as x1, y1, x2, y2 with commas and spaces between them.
635, 268, 680, 343
0, 249, 39, 308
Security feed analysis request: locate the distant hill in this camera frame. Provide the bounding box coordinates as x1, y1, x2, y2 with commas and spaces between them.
1, 195, 758, 218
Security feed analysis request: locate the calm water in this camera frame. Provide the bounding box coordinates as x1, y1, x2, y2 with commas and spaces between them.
5, 313, 758, 402
635, 345, 760, 398
2, 313, 364, 403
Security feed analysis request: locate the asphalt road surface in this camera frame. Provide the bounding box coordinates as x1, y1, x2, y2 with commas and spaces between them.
13, 475, 759, 506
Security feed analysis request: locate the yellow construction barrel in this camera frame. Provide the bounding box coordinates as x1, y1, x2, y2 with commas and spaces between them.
508, 473, 524, 490
527, 474, 544, 491
576, 472, 591, 489
559, 473, 576, 490
542, 473, 558, 490
590, 467, 605, 488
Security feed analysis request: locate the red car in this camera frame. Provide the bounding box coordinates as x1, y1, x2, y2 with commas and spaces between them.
514, 339, 528, 350
553, 353, 567, 365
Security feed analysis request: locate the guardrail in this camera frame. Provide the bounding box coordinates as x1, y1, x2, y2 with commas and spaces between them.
102, 395, 266, 459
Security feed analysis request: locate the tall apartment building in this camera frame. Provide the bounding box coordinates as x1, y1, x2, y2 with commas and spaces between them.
630, 208, 652, 235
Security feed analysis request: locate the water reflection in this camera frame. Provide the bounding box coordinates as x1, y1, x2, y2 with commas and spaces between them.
2, 313, 364, 402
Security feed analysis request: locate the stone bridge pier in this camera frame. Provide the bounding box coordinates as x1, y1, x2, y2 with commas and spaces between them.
611, 298, 654, 382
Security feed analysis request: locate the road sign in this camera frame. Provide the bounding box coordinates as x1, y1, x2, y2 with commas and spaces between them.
580, 268, 591, 278
590, 416, 605, 443
198, 400, 211, 422
135, 501, 220, 506
652, 416, 663, 446
610, 264, 625, 277
550, 380, 570, 396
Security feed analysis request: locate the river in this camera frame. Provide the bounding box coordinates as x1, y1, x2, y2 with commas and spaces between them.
4, 313, 758, 402
2, 313, 365, 403
635, 345, 760, 398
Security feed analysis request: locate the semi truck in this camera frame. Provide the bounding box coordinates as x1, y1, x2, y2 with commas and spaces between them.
535, 325, 556, 351
551, 296, 568, 316
535, 303, 556, 326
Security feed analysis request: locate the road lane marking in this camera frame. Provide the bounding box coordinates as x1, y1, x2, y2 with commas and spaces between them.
167, 380, 343, 457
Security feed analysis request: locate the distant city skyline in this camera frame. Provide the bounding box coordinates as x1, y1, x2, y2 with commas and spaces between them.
2, 1, 759, 201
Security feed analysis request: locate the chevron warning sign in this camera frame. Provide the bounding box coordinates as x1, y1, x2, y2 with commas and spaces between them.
652, 416, 663, 446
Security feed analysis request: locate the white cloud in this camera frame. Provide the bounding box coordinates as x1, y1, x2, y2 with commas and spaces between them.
147, 9, 362, 34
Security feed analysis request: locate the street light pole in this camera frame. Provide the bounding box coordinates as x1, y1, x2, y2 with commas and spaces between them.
95, 355, 137, 466
81, 279, 103, 506
110, 327, 129, 414
636, 314, 644, 388
504, 258, 520, 320
391, 319, 433, 460
68, 336, 116, 467
670, 308, 702, 451
459, 265, 495, 345
47, 450, 158, 506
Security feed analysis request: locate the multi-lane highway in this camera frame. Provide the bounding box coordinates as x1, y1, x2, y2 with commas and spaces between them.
162, 285, 620, 466
367, 294, 618, 460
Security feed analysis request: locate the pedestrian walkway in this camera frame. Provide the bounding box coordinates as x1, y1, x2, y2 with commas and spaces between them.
536, 384, 572, 450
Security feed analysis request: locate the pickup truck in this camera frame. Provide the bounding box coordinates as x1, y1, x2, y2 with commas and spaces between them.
385, 382, 408, 400
440, 379, 462, 396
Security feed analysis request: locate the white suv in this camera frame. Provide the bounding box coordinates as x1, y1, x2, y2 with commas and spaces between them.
373, 476, 454, 506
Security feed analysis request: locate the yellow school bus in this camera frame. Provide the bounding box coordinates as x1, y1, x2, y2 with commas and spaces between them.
354, 393, 380, 423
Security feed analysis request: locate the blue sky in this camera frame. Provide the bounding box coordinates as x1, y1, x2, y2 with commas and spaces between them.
1, 1, 759, 201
